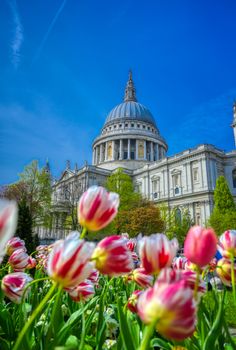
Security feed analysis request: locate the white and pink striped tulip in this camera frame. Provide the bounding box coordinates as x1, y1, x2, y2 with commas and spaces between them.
6, 237, 26, 256
47, 231, 95, 288
8, 248, 29, 271
1, 272, 33, 304
91, 235, 134, 276
27, 256, 37, 269
138, 234, 178, 274
129, 267, 153, 288
172, 256, 187, 270
127, 290, 143, 313
216, 258, 236, 287
78, 186, 119, 231
65, 279, 95, 302
137, 280, 196, 340
219, 230, 236, 258
0, 200, 18, 260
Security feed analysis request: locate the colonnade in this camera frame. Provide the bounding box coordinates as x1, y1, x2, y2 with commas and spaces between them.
93, 139, 164, 165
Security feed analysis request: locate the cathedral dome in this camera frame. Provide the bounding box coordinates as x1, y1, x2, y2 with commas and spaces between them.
104, 71, 157, 128
105, 101, 157, 127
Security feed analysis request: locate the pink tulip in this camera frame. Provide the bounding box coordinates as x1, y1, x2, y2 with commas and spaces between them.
6, 237, 26, 256
126, 239, 136, 252
65, 280, 95, 302
219, 230, 236, 258
1, 272, 33, 304
138, 234, 178, 274
47, 232, 95, 288
184, 226, 217, 267
78, 186, 119, 231
8, 248, 29, 271
0, 200, 18, 260
91, 235, 134, 276
127, 290, 143, 313
129, 267, 153, 288
137, 280, 196, 340
216, 258, 236, 287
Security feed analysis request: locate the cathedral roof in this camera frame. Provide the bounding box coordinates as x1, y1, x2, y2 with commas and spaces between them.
104, 71, 157, 128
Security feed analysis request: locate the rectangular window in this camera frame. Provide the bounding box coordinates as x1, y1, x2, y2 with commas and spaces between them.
193, 168, 199, 182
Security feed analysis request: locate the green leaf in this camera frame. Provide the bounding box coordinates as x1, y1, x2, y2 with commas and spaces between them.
150, 338, 172, 349
0, 306, 16, 340
117, 298, 136, 350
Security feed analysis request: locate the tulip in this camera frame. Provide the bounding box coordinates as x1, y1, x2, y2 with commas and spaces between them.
65, 280, 95, 302
78, 186, 119, 231
157, 268, 206, 294
127, 290, 143, 313
138, 234, 178, 274
6, 237, 26, 256
1, 272, 33, 304
27, 256, 37, 269
47, 231, 95, 288
137, 280, 196, 340
91, 235, 134, 276
184, 226, 217, 267
129, 267, 153, 288
87, 269, 99, 285
219, 230, 236, 258
131, 251, 139, 266
8, 248, 30, 271
172, 256, 187, 270
216, 258, 236, 287
126, 239, 136, 252
0, 200, 18, 260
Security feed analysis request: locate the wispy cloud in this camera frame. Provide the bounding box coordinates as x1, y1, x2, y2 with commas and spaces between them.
32, 0, 67, 65
8, 0, 24, 68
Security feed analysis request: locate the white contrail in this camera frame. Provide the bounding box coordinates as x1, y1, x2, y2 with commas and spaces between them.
31, 0, 67, 65
8, 0, 24, 68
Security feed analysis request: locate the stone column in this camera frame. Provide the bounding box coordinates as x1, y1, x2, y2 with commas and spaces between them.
127, 139, 131, 160
135, 140, 138, 160
119, 139, 123, 160
112, 141, 115, 160
99, 144, 103, 163
144, 140, 147, 160
92, 148, 95, 165
105, 142, 108, 161
156, 144, 159, 160
150, 142, 154, 161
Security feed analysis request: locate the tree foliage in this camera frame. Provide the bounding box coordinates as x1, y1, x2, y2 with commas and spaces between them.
2, 160, 52, 227
208, 176, 236, 235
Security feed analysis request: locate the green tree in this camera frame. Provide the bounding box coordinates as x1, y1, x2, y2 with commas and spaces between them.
15, 198, 39, 252
209, 176, 236, 235
105, 168, 141, 211
213, 176, 235, 214
3, 160, 52, 228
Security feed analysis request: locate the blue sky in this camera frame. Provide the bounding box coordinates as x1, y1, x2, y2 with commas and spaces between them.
1, 0, 236, 184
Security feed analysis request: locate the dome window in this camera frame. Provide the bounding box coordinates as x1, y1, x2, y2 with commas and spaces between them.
143, 125, 146, 129
114, 125, 117, 128
109, 127, 112, 130
125, 123, 128, 127
131, 123, 134, 127
137, 124, 140, 128
148, 126, 150, 130
119, 124, 122, 128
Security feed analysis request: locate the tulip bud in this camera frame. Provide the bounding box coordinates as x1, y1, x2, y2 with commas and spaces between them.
129, 267, 153, 288
184, 226, 217, 267
78, 186, 119, 231
6, 237, 26, 256
1, 272, 33, 304
216, 258, 236, 287
126, 239, 136, 252
0, 200, 18, 260
47, 231, 95, 288
219, 230, 236, 258
137, 280, 196, 340
91, 235, 134, 276
138, 234, 178, 274
127, 290, 143, 313
172, 256, 187, 270
65, 280, 95, 302
8, 248, 30, 271
27, 256, 37, 269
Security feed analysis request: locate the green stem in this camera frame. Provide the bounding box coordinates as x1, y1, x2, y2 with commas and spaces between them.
79, 302, 86, 350
231, 253, 236, 304
138, 322, 156, 350
80, 227, 87, 239
13, 282, 58, 350
194, 267, 200, 300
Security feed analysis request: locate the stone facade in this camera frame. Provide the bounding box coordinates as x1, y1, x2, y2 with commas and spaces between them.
37, 73, 236, 241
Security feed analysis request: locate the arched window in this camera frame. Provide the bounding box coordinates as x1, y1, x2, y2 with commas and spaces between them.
233, 169, 236, 188
175, 208, 182, 224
